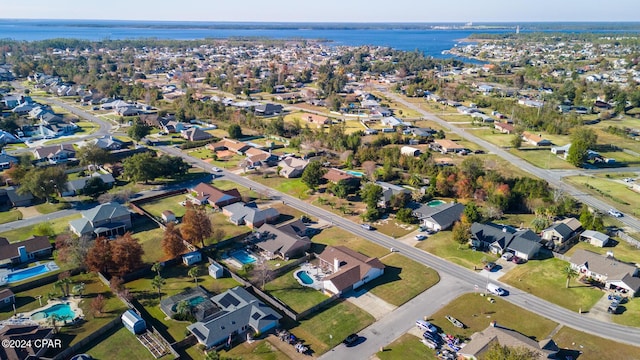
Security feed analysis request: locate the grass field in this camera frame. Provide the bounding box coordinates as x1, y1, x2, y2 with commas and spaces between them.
553, 326, 640, 360
263, 268, 330, 313
0, 214, 81, 241
565, 176, 640, 217
139, 194, 190, 219
429, 293, 558, 342
34, 201, 72, 214
217, 339, 289, 360
364, 253, 439, 307
415, 231, 498, 269
310, 226, 389, 259
467, 128, 515, 147
290, 300, 374, 355
371, 216, 418, 238
0, 209, 22, 224
500, 257, 604, 312
377, 333, 436, 360
509, 148, 576, 170
75, 120, 100, 134
81, 326, 156, 360
248, 175, 310, 200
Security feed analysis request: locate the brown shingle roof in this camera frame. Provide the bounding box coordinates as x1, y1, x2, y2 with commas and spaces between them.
191, 183, 241, 207
322, 168, 355, 183
0, 236, 51, 262
318, 246, 385, 292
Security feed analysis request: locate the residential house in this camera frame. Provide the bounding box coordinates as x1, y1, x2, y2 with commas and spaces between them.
323, 168, 357, 184
317, 246, 385, 296
86, 135, 125, 150
182, 127, 213, 142
254, 103, 283, 116
208, 138, 251, 155
0, 154, 18, 170
376, 181, 410, 209
278, 157, 309, 178
0, 131, 20, 145
33, 144, 76, 164
0, 289, 15, 308
521, 132, 552, 146
0, 236, 52, 267
458, 324, 559, 360
61, 172, 116, 196
432, 139, 464, 153
0, 324, 54, 360
380, 116, 407, 128
470, 222, 542, 260
3, 187, 34, 207
190, 183, 242, 209
580, 230, 611, 247
242, 148, 279, 168
160, 120, 186, 133
570, 249, 640, 296
541, 218, 581, 247
551, 143, 571, 156
412, 202, 464, 231
494, 122, 515, 134
187, 286, 282, 349
69, 202, 132, 238
222, 203, 279, 229
254, 221, 311, 259
410, 128, 436, 138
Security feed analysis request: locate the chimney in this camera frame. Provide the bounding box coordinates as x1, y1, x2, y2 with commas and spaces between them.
502, 227, 507, 233
334, 258, 340, 272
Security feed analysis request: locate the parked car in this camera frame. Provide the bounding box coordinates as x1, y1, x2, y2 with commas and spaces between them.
415, 234, 427, 241
211, 166, 222, 172
512, 256, 527, 264
487, 283, 507, 296
416, 320, 438, 334
608, 301, 620, 314
501, 253, 514, 261
343, 333, 359, 346
608, 209, 623, 217
361, 223, 374, 230
484, 262, 497, 271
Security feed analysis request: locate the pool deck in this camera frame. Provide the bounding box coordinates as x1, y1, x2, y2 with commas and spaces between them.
0, 261, 59, 286
25, 298, 84, 325
295, 263, 327, 291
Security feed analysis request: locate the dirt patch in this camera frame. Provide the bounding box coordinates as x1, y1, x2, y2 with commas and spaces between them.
18, 206, 42, 219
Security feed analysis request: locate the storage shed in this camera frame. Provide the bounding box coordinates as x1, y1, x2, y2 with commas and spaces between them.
208, 261, 224, 279
122, 309, 146, 335
183, 251, 202, 266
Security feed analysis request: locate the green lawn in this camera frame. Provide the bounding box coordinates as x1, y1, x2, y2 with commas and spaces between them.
377, 333, 435, 360
613, 296, 640, 328
0, 214, 81, 241
415, 231, 498, 269
500, 257, 604, 312
81, 326, 156, 360
509, 148, 575, 170
429, 293, 558, 342
139, 194, 190, 219
371, 216, 418, 238
217, 339, 290, 360
204, 212, 252, 246
311, 226, 389, 259
565, 176, 640, 217
290, 300, 374, 355
133, 223, 166, 264
248, 175, 310, 200
0, 209, 22, 224
34, 201, 72, 214
467, 128, 515, 147
553, 326, 640, 360
75, 121, 100, 134
365, 253, 439, 307
263, 268, 330, 313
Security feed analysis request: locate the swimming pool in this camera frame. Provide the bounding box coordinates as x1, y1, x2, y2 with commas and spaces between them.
345, 170, 364, 177
172, 296, 206, 312
295, 270, 314, 285
5, 264, 53, 283
31, 303, 75, 321
427, 200, 445, 207
230, 250, 257, 265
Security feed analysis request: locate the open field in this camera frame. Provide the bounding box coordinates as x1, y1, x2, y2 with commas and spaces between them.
139, 194, 190, 219
80, 326, 156, 360
264, 268, 330, 313
565, 175, 640, 217
34, 201, 72, 214
509, 148, 576, 170
0, 209, 22, 224
500, 257, 604, 312
415, 231, 498, 270
467, 128, 515, 147
311, 226, 389, 259
376, 333, 436, 360
1, 214, 81, 241
365, 253, 439, 307
553, 326, 640, 360
371, 215, 418, 238
290, 300, 374, 355
248, 175, 310, 200
217, 339, 289, 360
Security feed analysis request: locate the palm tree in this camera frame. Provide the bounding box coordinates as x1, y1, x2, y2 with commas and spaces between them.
48, 314, 61, 334
408, 173, 423, 187
60, 277, 72, 297
563, 266, 578, 288
151, 262, 162, 276
72, 282, 86, 298
53, 280, 64, 297
152, 275, 166, 300
188, 267, 200, 287
175, 300, 190, 317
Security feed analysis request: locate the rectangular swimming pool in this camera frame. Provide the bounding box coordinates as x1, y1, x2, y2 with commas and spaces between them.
5, 263, 54, 283
230, 250, 257, 265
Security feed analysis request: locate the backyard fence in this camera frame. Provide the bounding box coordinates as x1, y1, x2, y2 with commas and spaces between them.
9, 267, 82, 294
129, 188, 188, 230
616, 230, 640, 249
50, 316, 122, 360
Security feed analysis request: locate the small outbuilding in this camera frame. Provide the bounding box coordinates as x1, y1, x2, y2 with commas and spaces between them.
0, 289, 15, 309
162, 210, 176, 223
183, 251, 202, 266
208, 261, 224, 279
121, 310, 146, 335
580, 230, 611, 247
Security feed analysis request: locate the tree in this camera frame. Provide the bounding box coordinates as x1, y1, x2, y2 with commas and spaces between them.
152, 275, 166, 300
127, 120, 151, 141
460, 156, 484, 179
86, 237, 113, 274
452, 221, 471, 246
123, 152, 159, 183
83, 177, 109, 198
511, 133, 522, 149
157, 155, 190, 178
5, 164, 27, 185
181, 203, 212, 248
188, 266, 201, 287
34, 222, 55, 237
567, 128, 597, 167
19, 166, 68, 201
55, 234, 91, 269
463, 203, 482, 224
48, 314, 61, 334
360, 183, 383, 209
91, 294, 106, 316
175, 300, 191, 317
390, 192, 411, 210
77, 143, 113, 168
72, 282, 86, 297
228, 124, 243, 139
562, 265, 578, 288
301, 161, 326, 191
396, 208, 417, 224
481, 342, 538, 360
110, 233, 144, 277
151, 262, 163, 276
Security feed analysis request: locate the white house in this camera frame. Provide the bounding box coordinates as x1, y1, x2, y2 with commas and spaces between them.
316, 246, 385, 296
400, 146, 420, 157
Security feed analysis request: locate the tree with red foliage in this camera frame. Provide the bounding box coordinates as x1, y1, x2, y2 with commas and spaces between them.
162, 222, 186, 259
110, 233, 144, 277
91, 294, 105, 316
85, 237, 113, 274
181, 202, 212, 248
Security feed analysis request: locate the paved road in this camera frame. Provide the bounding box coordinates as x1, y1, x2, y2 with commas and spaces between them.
386, 93, 640, 232
0, 208, 80, 233
160, 145, 640, 348
37, 97, 113, 140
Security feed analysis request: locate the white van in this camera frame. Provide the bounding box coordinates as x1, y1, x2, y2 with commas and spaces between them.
487, 283, 506, 296
416, 320, 438, 333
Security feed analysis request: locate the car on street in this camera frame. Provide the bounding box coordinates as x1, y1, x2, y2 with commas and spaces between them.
343, 333, 359, 346
416, 320, 438, 334
487, 283, 507, 296
484, 262, 497, 271
361, 223, 374, 230
211, 166, 222, 172
415, 234, 427, 240
608, 209, 623, 217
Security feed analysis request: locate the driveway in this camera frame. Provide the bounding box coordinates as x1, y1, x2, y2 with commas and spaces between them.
585, 292, 615, 322
344, 288, 396, 320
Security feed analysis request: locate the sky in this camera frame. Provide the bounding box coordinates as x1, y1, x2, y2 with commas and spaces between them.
2, 0, 640, 23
